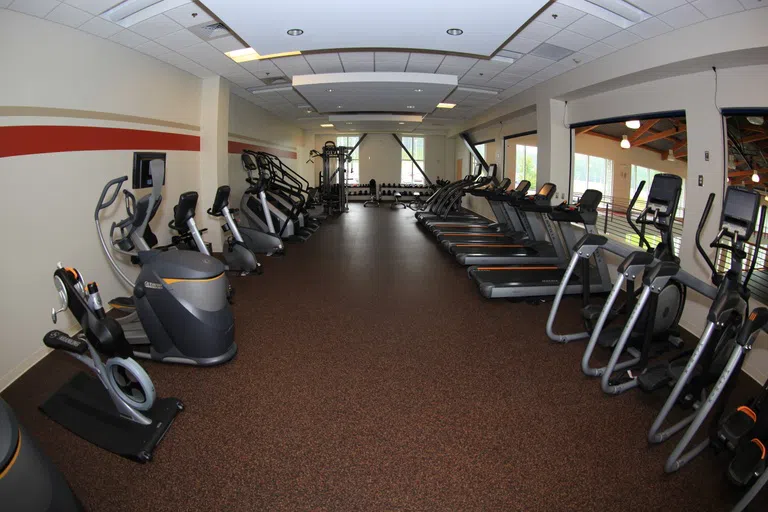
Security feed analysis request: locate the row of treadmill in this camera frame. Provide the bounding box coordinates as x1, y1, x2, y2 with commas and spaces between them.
415, 164, 768, 511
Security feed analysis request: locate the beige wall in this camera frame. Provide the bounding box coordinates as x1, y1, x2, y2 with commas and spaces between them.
574, 132, 688, 202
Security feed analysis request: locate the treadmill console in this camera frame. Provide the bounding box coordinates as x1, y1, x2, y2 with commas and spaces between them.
645, 173, 682, 219
549, 189, 602, 225
721, 186, 760, 242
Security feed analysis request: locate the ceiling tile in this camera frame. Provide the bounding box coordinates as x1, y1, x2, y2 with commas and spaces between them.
9, 0, 60, 17
273, 55, 314, 77
539, 2, 587, 27
45, 2, 91, 27
225, 72, 264, 89
130, 14, 183, 39
374, 52, 409, 72
602, 30, 643, 49
304, 53, 344, 73
739, 0, 767, 9
579, 41, 616, 58
239, 58, 282, 78
546, 29, 594, 51
109, 29, 149, 48
566, 14, 621, 39
340, 52, 374, 72
208, 35, 245, 53
627, 17, 673, 39
63, 0, 120, 15
629, 0, 688, 15
156, 51, 215, 78
0, 0, 11, 7
405, 53, 445, 73
518, 20, 561, 42
135, 40, 172, 57
691, 0, 744, 17
658, 4, 707, 28
79, 15, 122, 37
436, 55, 478, 75
155, 28, 203, 50
530, 43, 574, 61
505, 54, 554, 73
503, 36, 540, 54
176, 41, 242, 74
164, 1, 213, 28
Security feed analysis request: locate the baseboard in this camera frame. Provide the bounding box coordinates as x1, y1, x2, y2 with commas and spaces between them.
0, 346, 52, 393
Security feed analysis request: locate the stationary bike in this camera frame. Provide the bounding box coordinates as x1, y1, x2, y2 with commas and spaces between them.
41, 264, 183, 462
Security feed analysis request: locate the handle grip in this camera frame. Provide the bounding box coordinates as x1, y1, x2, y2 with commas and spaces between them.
94, 176, 128, 219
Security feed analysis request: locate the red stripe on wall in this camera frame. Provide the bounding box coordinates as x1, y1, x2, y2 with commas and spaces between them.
228, 140, 297, 160
0, 126, 200, 158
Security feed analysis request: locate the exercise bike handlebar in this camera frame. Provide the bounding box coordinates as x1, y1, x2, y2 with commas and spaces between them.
94, 176, 128, 220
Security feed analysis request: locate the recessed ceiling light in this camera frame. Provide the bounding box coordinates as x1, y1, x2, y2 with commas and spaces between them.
287, 28, 304, 36
447, 28, 463, 36
437, 103, 456, 109
327, 89, 333, 92
407, 105, 415, 109
306, 110, 312, 113
414, 89, 423, 92
321, 123, 334, 128
399, 122, 405, 125
345, 122, 353, 125
337, 105, 343, 108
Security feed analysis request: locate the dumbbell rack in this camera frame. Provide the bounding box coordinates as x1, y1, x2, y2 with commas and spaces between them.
346, 183, 432, 202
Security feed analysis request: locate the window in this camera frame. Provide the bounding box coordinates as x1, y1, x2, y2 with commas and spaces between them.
401, 136, 425, 184
515, 145, 538, 190
573, 153, 613, 196
631, 165, 685, 217
336, 135, 360, 185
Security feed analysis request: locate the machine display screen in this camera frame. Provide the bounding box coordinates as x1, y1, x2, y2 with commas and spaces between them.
538, 184, 553, 197
724, 188, 758, 224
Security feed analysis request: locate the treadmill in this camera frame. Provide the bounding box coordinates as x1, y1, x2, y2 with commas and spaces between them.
448, 183, 562, 265
467, 189, 613, 299
430, 179, 530, 237
417, 165, 497, 226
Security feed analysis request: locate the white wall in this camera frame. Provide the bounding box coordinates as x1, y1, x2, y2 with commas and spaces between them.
0, 9, 206, 390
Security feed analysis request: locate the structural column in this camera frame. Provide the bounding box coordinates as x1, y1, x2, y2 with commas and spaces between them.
536, 98, 571, 202
199, 76, 230, 251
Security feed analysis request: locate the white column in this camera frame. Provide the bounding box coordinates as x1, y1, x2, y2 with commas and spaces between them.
198, 76, 230, 252
536, 98, 571, 202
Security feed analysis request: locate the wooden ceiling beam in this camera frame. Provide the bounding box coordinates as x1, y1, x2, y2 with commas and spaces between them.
728, 168, 768, 178
629, 119, 660, 142
743, 133, 768, 144
575, 125, 598, 135
582, 131, 665, 156
633, 124, 687, 147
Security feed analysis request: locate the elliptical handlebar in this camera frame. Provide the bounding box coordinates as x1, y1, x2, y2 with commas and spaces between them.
626, 181, 651, 250
696, 192, 719, 279
94, 176, 128, 220
744, 205, 767, 291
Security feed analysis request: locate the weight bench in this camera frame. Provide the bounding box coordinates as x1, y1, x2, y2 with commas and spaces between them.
363, 178, 380, 207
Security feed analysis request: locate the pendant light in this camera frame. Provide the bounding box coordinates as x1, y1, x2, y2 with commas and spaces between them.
667, 150, 675, 162
752, 171, 760, 183
620, 135, 630, 149
625, 120, 641, 129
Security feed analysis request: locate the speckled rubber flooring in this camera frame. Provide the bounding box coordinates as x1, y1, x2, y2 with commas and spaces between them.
3, 203, 765, 511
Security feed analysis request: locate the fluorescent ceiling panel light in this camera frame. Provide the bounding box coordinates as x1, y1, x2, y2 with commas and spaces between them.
491, 55, 516, 64
101, 0, 188, 28
249, 86, 294, 94
558, 0, 650, 28
321, 124, 334, 128
456, 86, 499, 95
226, 48, 302, 63
437, 103, 456, 109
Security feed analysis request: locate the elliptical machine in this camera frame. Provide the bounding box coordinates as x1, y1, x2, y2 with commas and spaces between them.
41, 264, 183, 462
95, 159, 237, 366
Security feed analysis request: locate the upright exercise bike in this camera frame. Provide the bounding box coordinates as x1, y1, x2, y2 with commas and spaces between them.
41, 264, 183, 462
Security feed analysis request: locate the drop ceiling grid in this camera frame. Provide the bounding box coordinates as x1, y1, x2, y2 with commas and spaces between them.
1, 0, 760, 124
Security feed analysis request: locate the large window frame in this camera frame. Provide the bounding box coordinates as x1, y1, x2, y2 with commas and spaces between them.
336, 135, 360, 185
572, 153, 613, 197
401, 136, 425, 185
502, 131, 538, 187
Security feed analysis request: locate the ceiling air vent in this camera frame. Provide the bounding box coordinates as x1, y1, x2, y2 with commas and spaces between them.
188, 22, 231, 41
261, 76, 290, 86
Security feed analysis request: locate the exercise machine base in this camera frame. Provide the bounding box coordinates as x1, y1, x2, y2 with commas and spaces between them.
40, 372, 183, 463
